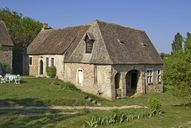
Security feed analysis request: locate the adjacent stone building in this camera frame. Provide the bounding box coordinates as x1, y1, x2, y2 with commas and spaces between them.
0, 21, 14, 73
27, 20, 163, 99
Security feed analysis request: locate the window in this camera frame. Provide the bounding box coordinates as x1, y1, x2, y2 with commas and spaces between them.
77, 69, 83, 85
51, 58, 54, 66
46, 58, 49, 67
157, 69, 161, 84
146, 69, 153, 84
117, 39, 125, 45
84, 35, 94, 53
29, 57, 32, 65
142, 42, 147, 47
94, 65, 97, 85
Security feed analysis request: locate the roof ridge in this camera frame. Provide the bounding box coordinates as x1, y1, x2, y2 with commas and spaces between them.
43, 24, 90, 31
95, 19, 145, 32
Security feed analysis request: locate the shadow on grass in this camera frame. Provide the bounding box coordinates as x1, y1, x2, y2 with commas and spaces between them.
0, 98, 47, 106
0, 108, 85, 128
20, 80, 27, 84
173, 102, 191, 107
0, 97, 86, 128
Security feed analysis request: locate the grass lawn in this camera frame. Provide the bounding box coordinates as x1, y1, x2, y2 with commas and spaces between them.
0, 106, 190, 128
0, 77, 186, 107
0, 77, 103, 106
0, 77, 191, 128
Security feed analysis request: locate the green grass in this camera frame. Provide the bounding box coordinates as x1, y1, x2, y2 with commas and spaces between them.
0, 77, 186, 107
0, 77, 102, 106
0, 108, 148, 128
0, 107, 191, 128
0, 77, 191, 128
102, 90, 186, 107
99, 106, 191, 128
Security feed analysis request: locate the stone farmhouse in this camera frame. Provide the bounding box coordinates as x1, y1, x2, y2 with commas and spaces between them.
27, 20, 163, 99
0, 21, 14, 73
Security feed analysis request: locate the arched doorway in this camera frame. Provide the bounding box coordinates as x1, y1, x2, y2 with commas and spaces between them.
115, 72, 121, 97
126, 70, 139, 96
40, 60, 43, 75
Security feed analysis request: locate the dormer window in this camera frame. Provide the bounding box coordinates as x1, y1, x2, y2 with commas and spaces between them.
117, 39, 125, 45
142, 42, 147, 47
84, 33, 95, 53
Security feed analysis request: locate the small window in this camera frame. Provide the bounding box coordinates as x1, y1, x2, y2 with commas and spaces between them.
77, 69, 83, 85
157, 69, 161, 84
29, 57, 32, 65
46, 58, 49, 67
51, 58, 54, 66
94, 65, 97, 85
146, 68, 153, 85
142, 42, 147, 47
117, 39, 125, 45
84, 35, 94, 53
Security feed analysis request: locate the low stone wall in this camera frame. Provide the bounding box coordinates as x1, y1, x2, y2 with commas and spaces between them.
146, 83, 163, 93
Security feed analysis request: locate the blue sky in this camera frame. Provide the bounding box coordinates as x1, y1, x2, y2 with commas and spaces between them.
0, 0, 191, 53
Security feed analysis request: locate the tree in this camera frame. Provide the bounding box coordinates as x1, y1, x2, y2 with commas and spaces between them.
171, 32, 183, 53
184, 32, 191, 51
164, 32, 191, 104
0, 8, 43, 74
160, 52, 170, 60
0, 8, 42, 48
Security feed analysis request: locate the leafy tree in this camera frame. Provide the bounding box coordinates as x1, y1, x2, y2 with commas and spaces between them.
160, 52, 170, 60
184, 32, 191, 51
171, 32, 183, 53
164, 32, 191, 105
0, 8, 42, 48
0, 8, 43, 74
164, 51, 191, 104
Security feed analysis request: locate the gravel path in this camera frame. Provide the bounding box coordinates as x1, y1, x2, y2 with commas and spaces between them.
0, 105, 147, 110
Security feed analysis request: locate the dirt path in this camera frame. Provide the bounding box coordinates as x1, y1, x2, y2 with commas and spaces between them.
0, 105, 147, 110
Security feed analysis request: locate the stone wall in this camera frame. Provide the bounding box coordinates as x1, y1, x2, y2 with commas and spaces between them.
28, 54, 64, 79
28, 56, 163, 100
64, 63, 112, 99
0, 46, 13, 72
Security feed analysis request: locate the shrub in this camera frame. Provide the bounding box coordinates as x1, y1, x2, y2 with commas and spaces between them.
148, 98, 162, 115
46, 66, 56, 78
0, 63, 10, 73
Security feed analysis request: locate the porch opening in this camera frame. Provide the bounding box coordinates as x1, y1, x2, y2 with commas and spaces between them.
126, 70, 139, 96
115, 72, 121, 97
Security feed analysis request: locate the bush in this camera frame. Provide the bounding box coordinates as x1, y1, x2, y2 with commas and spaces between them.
46, 66, 56, 78
1, 63, 10, 73
148, 98, 162, 115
